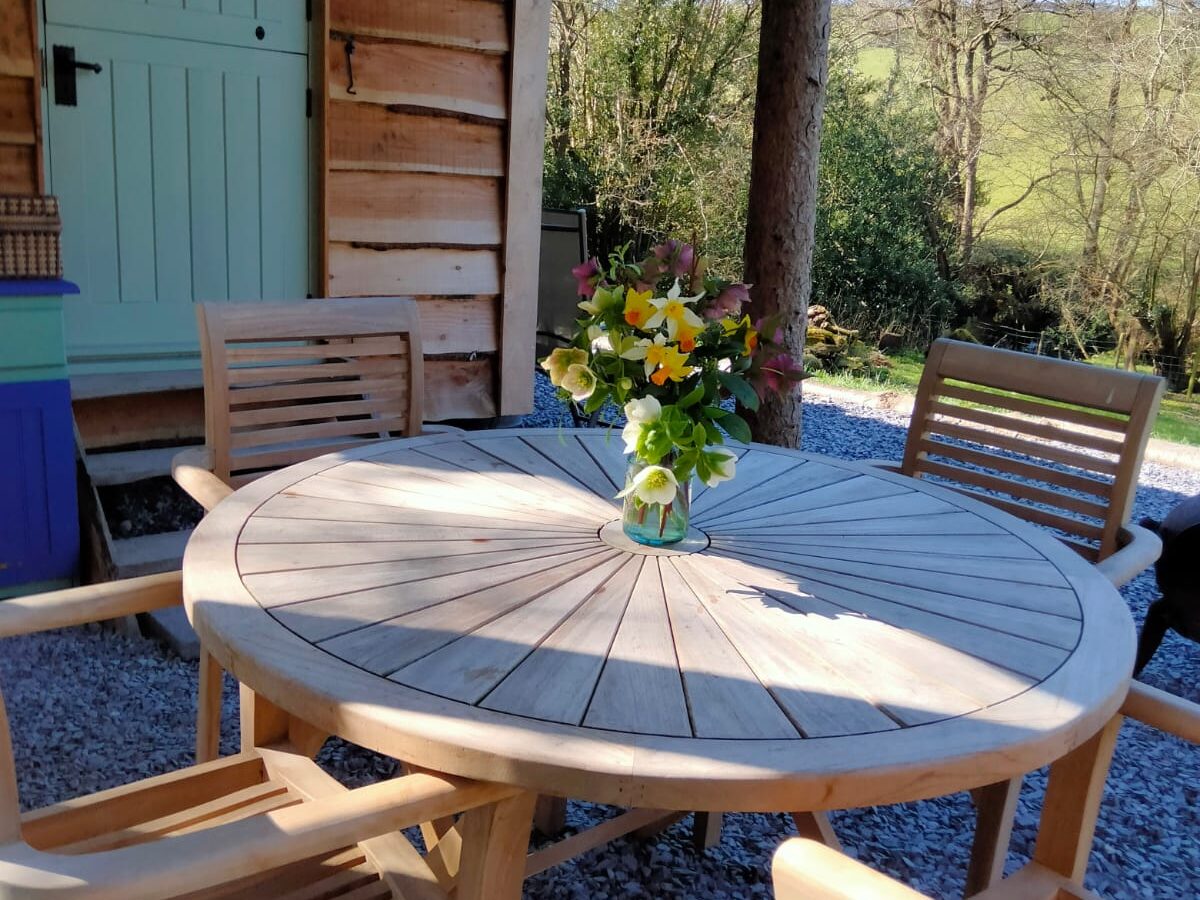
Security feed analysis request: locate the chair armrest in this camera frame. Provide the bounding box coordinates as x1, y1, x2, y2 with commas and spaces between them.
1095, 523, 1162, 588
420, 424, 467, 436
172, 447, 233, 513
0, 572, 182, 640
1121, 681, 1200, 745
772, 838, 928, 900
859, 459, 903, 473
0, 772, 519, 898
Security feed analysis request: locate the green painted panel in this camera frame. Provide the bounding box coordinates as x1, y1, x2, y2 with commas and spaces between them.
224, 70, 262, 300
150, 65, 193, 302
45, 19, 310, 366
112, 60, 157, 303
0, 298, 68, 384
187, 67, 229, 303
46, 0, 306, 54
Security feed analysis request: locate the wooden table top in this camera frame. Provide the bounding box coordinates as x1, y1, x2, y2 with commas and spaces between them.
184, 428, 1135, 812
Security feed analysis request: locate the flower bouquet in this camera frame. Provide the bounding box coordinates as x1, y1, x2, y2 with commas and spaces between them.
540, 239, 803, 546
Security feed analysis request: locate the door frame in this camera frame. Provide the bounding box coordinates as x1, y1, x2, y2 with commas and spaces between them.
36, 0, 325, 374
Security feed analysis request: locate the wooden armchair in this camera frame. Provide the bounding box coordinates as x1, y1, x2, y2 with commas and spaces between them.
773, 683, 1200, 900
877, 338, 1166, 588
172, 297, 462, 763
0, 574, 521, 899
815, 339, 1167, 892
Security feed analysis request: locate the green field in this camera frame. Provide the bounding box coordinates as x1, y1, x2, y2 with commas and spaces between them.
810, 350, 1200, 447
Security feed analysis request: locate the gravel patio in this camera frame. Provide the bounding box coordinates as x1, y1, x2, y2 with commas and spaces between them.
2, 379, 1197, 899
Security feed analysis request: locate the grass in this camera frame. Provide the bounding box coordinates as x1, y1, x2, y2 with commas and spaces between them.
809, 350, 1200, 447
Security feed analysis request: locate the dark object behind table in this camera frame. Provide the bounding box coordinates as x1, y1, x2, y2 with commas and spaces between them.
1135, 494, 1200, 674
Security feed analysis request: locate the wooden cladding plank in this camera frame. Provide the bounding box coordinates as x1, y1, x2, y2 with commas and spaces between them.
327, 171, 503, 246
328, 103, 504, 177
425, 358, 495, 420
328, 244, 501, 296
328, 38, 507, 120
0, 0, 36, 77
0, 74, 35, 144
416, 297, 498, 355
329, 0, 510, 52
0, 142, 36, 193
499, 0, 552, 415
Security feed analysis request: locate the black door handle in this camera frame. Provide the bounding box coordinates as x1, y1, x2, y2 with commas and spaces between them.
52, 45, 102, 107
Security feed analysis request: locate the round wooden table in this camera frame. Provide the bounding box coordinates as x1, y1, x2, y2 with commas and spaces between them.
183, 428, 1134, 890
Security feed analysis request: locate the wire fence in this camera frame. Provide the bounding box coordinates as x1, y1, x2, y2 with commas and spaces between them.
969, 321, 1199, 396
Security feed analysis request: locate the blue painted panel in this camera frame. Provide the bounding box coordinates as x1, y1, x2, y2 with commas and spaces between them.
0, 380, 79, 590
0, 280, 79, 297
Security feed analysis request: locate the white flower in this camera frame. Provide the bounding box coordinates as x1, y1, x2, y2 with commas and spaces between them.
624, 396, 662, 424
617, 465, 679, 505
621, 420, 642, 454
701, 447, 738, 488
560, 363, 597, 402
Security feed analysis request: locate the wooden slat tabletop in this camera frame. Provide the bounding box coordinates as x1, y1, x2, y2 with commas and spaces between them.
183, 429, 1135, 813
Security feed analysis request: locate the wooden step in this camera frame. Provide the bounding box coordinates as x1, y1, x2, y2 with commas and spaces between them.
110, 529, 192, 578
86, 445, 200, 487
71, 369, 203, 401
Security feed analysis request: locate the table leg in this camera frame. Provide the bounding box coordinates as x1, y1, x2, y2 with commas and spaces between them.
456, 789, 537, 900
1032, 715, 1122, 883
965, 777, 1022, 896
791, 811, 841, 852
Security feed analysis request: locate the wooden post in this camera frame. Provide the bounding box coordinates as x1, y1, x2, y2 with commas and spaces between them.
1187, 351, 1197, 397
744, 0, 834, 448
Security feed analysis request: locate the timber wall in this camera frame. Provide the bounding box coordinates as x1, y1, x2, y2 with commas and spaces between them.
0, 0, 550, 418
0, 0, 40, 194
322, 0, 550, 418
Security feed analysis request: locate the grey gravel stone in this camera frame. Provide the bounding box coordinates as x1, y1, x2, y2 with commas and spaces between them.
0, 376, 1196, 898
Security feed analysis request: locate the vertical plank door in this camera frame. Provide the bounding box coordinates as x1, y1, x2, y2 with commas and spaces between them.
42, 0, 310, 372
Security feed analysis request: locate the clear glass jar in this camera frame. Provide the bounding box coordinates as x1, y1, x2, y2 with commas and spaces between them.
621, 455, 691, 546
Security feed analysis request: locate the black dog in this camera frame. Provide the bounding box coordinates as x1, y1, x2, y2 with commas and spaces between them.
1135, 494, 1200, 675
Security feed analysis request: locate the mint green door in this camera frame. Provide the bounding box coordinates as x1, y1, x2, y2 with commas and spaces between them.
43, 0, 310, 372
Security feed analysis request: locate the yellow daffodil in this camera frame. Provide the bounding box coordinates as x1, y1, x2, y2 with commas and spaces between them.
636, 335, 695, 386
539, 347, 588, 387
622, 288, 657, 330
672, 318, 705, 353
645, 280, 706, 333
722, 315, 758, 354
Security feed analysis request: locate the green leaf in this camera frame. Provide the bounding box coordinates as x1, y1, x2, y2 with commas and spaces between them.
677, 382, 705, 409
717, 371, 760, 411
717, 411, 752, 444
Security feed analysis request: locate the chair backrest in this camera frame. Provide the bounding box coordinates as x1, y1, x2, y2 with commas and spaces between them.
0, 691, 19, 843
197, 298, 425, 486
902, 338, 1165, 562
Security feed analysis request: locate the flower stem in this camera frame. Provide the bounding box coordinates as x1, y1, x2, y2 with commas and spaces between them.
659, 502, 672, 537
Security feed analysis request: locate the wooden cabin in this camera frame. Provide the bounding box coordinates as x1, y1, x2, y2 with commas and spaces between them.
1, 0, 548, 421
0, 0, 551, 588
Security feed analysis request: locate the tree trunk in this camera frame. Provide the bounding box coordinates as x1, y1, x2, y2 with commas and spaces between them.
743, 0, 833, 448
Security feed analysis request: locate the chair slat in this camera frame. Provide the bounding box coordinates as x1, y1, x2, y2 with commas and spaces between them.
919, 438, 1114, 499
229, 440, 384, 477
226, 357, 408, 387
938, 383, 1129, 434
928, 419, 1121, 477
230, 416, 407, 451
229, 397, 407, 429
927, 402, 1125, 455
224, 336, 408, 363
230, 377, 407, 407
918, 459, 1109, 521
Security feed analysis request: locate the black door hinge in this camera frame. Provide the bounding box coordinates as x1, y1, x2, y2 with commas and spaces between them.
306, 87, 313, 118
306, 0, 313, 22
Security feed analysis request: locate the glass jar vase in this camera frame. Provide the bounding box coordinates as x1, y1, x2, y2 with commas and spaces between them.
621, 456, 691, 546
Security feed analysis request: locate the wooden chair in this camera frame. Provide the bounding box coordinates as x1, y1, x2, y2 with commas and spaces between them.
773, 683, 1200, 900
776, 339, 1167, 892
884, 338, 1166, 582
172, 297, 461, 764
0, 573, 521, 899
